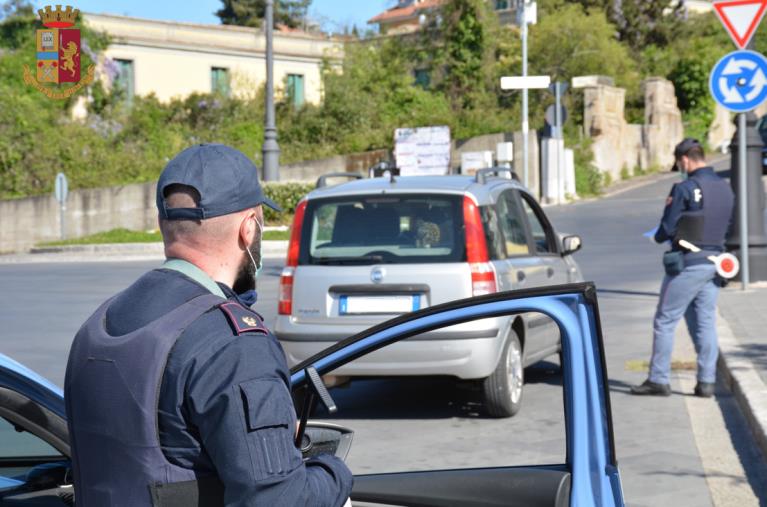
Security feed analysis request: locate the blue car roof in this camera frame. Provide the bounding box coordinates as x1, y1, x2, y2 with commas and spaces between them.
0, 353, 65, 419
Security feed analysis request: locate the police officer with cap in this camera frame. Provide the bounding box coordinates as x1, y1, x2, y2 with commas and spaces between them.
65, 144, 353, 506
631, 138, 734, 398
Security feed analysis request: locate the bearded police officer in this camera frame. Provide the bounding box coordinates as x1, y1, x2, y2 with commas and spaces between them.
631, 139, 735, 398
65, 144, 353, 506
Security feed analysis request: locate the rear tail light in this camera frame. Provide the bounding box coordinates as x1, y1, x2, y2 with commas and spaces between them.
470, 262, 497, 296
279, 200, 308, 315
278, 267, 295, 315
463, 196, 497, 296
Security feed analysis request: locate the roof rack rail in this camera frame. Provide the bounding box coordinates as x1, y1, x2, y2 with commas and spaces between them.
475, 167, 520, 185
315, 172, 364, 189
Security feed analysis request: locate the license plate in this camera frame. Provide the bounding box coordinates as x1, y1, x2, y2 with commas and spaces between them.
339, 295, 420, 315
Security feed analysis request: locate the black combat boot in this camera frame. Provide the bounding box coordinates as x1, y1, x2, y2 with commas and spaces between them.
630, 379, 671, 396
694, 382, 715, 398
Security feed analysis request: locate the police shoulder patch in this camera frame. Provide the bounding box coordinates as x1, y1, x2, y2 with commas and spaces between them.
219, 302, 268, 336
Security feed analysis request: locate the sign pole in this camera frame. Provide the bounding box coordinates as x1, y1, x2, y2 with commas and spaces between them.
521, 1, 529, 189
262, 0, 280, 182
554, 81, 565, 205
54, 172, 68, 241
738, 112, 750, 289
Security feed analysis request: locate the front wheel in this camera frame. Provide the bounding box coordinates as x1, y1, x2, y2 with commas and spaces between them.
481, 330, 524, 418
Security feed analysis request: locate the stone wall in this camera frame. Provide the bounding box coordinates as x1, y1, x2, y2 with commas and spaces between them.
0, 182, 158, 253
579, 76, 683, 178
1, 132, 538, 253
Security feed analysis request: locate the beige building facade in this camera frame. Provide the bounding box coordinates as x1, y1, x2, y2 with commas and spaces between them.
83, 13, 343, 104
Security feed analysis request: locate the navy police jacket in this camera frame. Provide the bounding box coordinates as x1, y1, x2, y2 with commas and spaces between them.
103, 268, 353, 506
654, 166, 734, 265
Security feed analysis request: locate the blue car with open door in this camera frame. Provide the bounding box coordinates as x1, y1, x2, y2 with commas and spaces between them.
0, 282, 623, 506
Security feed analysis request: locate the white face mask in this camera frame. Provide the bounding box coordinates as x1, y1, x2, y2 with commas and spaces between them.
245, 217, 264, 282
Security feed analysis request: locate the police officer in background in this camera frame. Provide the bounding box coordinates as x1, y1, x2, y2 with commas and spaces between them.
65, 144, 353, 506
632, 138, 735, 398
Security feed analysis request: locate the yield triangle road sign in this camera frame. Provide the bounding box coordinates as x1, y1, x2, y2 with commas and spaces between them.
714, 0, 767, 49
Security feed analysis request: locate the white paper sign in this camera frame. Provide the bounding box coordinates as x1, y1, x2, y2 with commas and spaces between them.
394, 126, 451, 176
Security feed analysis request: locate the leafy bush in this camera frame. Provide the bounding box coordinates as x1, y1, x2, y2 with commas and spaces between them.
263, 182, 314, 224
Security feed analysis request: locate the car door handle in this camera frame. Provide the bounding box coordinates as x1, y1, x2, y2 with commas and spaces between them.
546, 267, 555, 278
516, 271, 526, 283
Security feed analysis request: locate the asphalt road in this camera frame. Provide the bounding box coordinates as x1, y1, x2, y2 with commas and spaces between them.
1, 170, 766, 505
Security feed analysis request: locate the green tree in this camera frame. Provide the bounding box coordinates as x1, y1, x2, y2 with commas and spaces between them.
609, 0, 683, 53
216, 0, 311, 28
414, 0, 502, 111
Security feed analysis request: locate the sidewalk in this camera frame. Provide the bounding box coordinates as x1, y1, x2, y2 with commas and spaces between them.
716, 284, 767, 464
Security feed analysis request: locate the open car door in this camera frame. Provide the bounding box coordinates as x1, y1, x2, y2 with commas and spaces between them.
0, 355, 72, 506
291, 283, 625, 507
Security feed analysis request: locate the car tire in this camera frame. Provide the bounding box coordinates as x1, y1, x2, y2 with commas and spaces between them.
482, 330, 523, 418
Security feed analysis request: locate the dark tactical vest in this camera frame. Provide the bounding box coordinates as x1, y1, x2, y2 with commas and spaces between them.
675, 176, 734, 251
65, 293, 226, 507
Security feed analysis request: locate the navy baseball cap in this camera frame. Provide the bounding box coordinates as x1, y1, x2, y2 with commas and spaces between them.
157, 144, 281, 220
671, 138, 702, 171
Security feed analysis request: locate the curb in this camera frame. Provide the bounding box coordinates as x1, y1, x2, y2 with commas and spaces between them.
716, 310, 767, 462
0, 241, 289, 264
30, 243, 164, 254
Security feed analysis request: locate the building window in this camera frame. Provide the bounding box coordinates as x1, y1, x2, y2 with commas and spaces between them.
414, 68, 430, 89
211, 67, 230, 97
113, 59, 134, 102
495, 0, 510, 10
286, 74, 305, 107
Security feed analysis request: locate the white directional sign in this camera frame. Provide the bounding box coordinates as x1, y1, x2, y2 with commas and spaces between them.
500, 75, 551, 90
713, 0, 767, 49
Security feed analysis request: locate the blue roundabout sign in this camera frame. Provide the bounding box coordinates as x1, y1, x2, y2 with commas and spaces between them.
709, 50, 767, 112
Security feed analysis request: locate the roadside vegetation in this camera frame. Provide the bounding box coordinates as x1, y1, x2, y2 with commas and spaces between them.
38, 227, 290, 247
0, 0, 754, 202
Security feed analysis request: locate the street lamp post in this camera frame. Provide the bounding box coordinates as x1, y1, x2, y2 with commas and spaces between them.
520, 1, 529, 188
262, 0, 280, 181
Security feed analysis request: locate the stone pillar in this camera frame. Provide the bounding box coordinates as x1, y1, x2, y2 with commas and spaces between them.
643, 78, 684, 170
513, 130, 540, 200
707, 104, 735, 153
582, 84, 631, 181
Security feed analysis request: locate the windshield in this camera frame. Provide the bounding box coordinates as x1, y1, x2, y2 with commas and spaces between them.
300, 194, 465, 265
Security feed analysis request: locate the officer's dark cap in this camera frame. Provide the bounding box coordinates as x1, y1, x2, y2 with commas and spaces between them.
671, 138, 702, 171
157, 144, 281, 220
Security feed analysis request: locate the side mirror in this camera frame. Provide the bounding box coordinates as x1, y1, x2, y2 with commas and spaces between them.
562, 235, 582, 256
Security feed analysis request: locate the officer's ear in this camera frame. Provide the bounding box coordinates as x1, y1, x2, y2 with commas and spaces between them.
237, 210, 256, 248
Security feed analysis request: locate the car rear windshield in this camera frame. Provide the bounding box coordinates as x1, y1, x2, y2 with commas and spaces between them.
300, 194, 465, 265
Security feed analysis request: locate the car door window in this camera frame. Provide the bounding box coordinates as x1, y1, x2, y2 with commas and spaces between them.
496, 191, 531, 257
304, 311, 565, 475
481, 205, 505, 260
0, 417, 60, 459
519, 195, 555, 255
0, 415, 63, 482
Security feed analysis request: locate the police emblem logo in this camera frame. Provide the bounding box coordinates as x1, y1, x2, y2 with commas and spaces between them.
242, 316, 259, 327
22, 5, 95, 99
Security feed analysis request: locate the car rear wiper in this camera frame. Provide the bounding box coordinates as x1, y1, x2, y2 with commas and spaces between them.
312, 255, 384, 265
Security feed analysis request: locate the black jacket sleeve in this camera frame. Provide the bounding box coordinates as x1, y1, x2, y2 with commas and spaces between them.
184, 334, 353, 507
655, 183, 688, 244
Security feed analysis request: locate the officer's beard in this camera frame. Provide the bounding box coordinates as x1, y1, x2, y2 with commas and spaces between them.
233, 238, 262, 295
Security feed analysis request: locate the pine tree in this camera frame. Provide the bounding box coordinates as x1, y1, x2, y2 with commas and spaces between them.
216, 0, 311, 29
609, 0, 684, 52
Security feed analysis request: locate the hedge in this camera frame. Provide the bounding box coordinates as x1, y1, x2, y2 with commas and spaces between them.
263, 182, 315, 224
